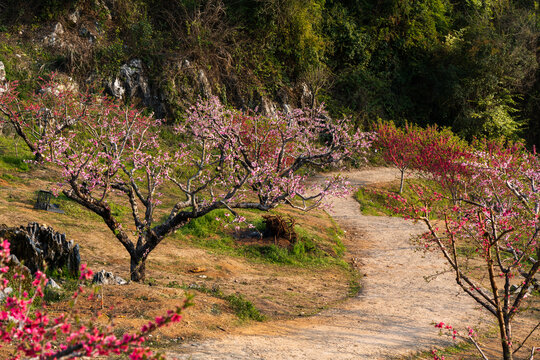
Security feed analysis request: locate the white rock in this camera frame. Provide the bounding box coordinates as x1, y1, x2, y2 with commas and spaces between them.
0, 61, 5, 82
47, 279, 61, 290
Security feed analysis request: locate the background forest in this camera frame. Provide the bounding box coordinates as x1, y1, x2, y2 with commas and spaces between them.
0, 0, 539, 145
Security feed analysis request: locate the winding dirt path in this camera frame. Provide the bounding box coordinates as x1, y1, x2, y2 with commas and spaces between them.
169, 168, 485, 359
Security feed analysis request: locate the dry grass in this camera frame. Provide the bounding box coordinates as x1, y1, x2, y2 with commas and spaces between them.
0, 160, 355, 350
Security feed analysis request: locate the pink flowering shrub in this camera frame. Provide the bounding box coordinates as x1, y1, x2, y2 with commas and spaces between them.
387, 138, 539, 360
0, 239, 189, 360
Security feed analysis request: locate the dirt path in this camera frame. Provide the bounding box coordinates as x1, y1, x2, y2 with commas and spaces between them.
169, 168, 485, 359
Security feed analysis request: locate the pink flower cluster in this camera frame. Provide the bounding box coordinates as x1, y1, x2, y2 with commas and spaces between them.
0, 239, 188, 359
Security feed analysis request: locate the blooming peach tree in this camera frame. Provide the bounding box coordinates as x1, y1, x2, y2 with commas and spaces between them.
0, 77, 89, 161
39, 95, 374, 282
374, 121, 419, 194
412, 125, 471, 204
0, 239, 189, 360
375, 122, 471, 198
390, 139, 539, 360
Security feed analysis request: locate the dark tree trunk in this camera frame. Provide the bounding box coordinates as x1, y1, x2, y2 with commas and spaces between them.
34, 151, 43, 162
130, 253, 147, 282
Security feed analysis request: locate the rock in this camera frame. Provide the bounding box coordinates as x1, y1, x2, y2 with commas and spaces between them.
197, 70, 212, 98
79, 26, 96, 43
3, 287, 12, 294
260, 96, 278, 117
0, 223, 81, 277
68, 9, 80, 24
53, 22, 64, 35
41, 75, 79, 96
107, 77, 125, 99
299, 82, 313, 108
106, 59, 152, 106
47, 278, 61, 290
0, 61, 5, 83
6, 255, 32, 279
43, 23, 65, 46
95, 0, 112, 21
92, 270, 127, 285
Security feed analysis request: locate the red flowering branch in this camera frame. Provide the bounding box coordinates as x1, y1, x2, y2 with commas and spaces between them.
384, 136, 539, 360
0, 239, 190, 360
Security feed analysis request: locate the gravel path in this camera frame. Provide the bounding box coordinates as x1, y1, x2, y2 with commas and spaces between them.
169, 168, 485, 359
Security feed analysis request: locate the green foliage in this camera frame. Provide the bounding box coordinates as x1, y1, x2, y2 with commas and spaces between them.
0, 136, 34, 172
176, 209, 347, 267
94, 38, 127, 76
1, 0, 538, 145
355, 187, 397, 217
178, 209, 230, 239
179, 283, 265, 321
0, 0, 78, 23
224, 293, 265, 321
355, 179, 451, 218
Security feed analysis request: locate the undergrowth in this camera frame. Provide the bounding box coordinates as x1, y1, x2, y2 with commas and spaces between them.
0, 136, 34, 173
169, 282, 265, 322
176, 209, 348, 268
355, 178, 450, 218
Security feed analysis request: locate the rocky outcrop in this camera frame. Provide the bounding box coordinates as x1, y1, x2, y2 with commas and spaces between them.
105, 59, 168, 117
0, 223, 81, 277
106, 59, 151, 103
197, 69, 213, 99
299, 82, 313, 109
68, 9, 81, 25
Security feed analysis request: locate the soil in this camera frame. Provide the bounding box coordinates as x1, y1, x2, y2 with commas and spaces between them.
168, 168, 490, 359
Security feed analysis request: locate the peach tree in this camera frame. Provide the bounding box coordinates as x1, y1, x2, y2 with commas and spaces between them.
390, 138, 539, 360
39, 96, 374, 282
0, 77, 89, 162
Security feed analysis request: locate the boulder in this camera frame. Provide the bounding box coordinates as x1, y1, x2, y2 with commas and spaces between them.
0, 223, 81, 277
299, 82, 313, 109
92, 270, 127, 285
197, 70, 213, 99
0, 287, 13, 302
46, 278, 61, 290
79, 26, 96, 43
260, 96, 278, 117
106, 59, 170, 118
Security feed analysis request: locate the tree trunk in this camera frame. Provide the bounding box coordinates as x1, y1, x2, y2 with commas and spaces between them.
501, 337, 513, 360
130, 253, 147, 282
399, 169, 405, 194
498, 314, 513, 360
34, 151, 43, 162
